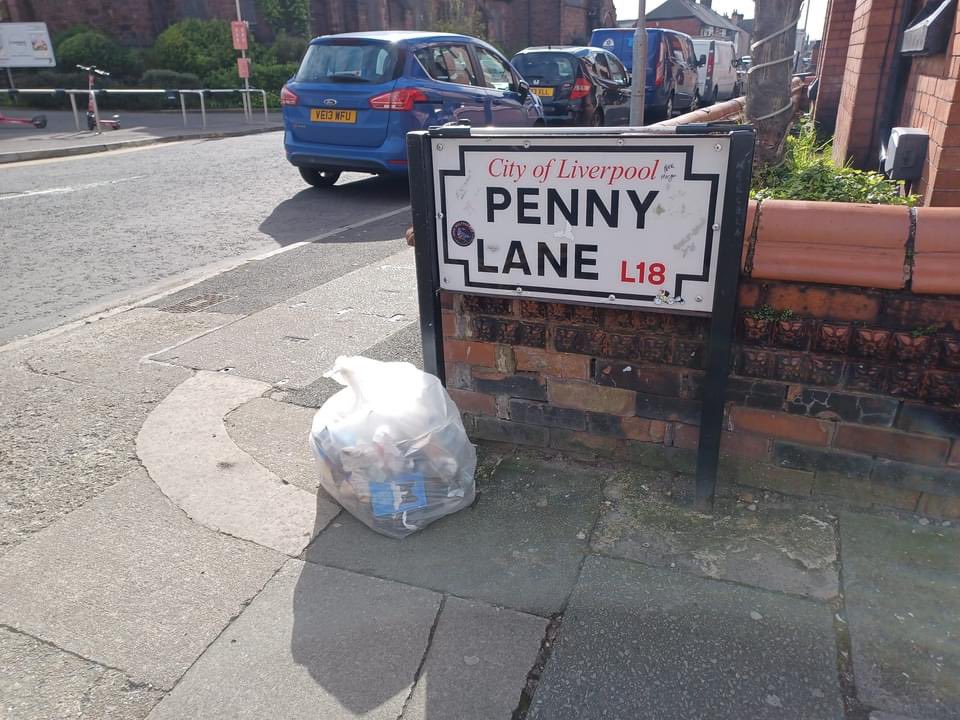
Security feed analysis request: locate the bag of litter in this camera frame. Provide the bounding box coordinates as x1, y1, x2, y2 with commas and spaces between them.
308, 356, 477, 538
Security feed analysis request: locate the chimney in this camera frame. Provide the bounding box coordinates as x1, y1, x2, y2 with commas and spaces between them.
700, 0, 712, 8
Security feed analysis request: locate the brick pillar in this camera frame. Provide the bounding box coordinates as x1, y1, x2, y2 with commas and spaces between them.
832, 0, 909, 169
812, 0, 855, 136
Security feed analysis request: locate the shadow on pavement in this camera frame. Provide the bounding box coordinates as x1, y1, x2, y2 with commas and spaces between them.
258, 174, 411, 246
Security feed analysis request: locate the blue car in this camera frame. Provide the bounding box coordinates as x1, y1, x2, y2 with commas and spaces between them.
589, 28, 702, 120
281, 31, 544, 187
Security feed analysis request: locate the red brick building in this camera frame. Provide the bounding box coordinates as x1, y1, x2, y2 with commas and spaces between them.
645, 0, 748, 53
0, 0, 616, 54
814, 0, 960, 206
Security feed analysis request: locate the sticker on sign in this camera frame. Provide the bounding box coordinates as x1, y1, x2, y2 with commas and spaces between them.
433, 136, 730, 313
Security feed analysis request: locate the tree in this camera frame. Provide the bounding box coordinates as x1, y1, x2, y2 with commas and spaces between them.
257, 0, 311, 37
747, 0, 804, 169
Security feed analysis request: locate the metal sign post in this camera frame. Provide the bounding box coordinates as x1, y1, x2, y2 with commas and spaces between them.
407, 125, 754, 510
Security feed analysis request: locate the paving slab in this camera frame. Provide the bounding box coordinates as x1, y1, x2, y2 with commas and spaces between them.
148, 212, 410, 317
0, 470, 284, 689
0, 309, 239, 548
137, 371, 339, 555
306, 452, 607, 616
840, 512, 960, 720
277, 321, 424, 408
226, 396, 320, 493
151, 248, 419, 389
147, 560, 440, 720
0, 627, 163, 720
401, 596, 547, 720
528, 555, 843, 720
593, 470, 839, 600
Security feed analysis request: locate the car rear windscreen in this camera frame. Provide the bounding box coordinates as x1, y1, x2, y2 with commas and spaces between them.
512, 53, 578, 85
295, 41, 399, 84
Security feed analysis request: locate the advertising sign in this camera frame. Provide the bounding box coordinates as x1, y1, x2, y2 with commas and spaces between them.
0, 22, 55, 68
237, 57, 251, 79
432, 136, 731, 313
231, 20, 248, 50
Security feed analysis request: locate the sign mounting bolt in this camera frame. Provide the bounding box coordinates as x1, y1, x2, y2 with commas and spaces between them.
436, 143, 444, 151
436, 212, 444, 219
617, 139, 624, 146
523, 140, 531, 148
712, 223, 720, 231
715, 143, 722, 151
696, 295, 703, 302
608, 294, 616, 302
515, 287, 523, 294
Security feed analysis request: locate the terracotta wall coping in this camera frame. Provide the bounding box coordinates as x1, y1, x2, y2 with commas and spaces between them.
745, 200, 960, 296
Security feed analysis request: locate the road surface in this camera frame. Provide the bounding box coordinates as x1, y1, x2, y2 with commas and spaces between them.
0, 131, 411, 344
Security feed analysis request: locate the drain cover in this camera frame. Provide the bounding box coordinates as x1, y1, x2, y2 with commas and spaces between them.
161, 293, 231, 313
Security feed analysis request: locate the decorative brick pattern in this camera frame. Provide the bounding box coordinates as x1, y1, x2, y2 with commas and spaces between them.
443, 214, 960, 517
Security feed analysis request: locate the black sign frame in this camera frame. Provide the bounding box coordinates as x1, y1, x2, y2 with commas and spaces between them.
407, 125, 756, 511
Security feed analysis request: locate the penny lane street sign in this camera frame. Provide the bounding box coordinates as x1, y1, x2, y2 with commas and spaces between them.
407, 126, 756, 509
432, 136, 731, 313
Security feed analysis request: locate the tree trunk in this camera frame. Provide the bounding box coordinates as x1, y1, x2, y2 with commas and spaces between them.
747, 0, 803, 170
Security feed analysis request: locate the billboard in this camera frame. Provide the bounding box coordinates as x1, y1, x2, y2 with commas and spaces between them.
0, 22, 55, 68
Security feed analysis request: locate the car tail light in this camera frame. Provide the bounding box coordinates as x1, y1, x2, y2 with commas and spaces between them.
280, 85, 299, 106
655, 46, 665, 87
707, 50, 715, 78
368, 88, 427, 111
570, 77, 592, 100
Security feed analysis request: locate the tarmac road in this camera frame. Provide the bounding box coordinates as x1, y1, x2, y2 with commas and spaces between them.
0, 131, 411, 344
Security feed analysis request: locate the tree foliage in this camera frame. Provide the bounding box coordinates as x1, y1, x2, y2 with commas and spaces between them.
148, 19, 237, 83
257, 0, 311, 37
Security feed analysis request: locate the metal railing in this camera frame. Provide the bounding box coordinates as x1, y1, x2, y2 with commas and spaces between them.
3, 87, 271, 132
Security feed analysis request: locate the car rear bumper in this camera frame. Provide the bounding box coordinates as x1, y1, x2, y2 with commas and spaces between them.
284, 130, 409, 175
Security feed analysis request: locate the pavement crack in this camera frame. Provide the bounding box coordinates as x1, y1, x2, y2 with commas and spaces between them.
396, 594, 446, 720
19, 357, 95, 387
0, 623, 165, 691
511, 613, 563, 720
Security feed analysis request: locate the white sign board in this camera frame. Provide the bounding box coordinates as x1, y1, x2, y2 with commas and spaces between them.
433, 135, 731, 313
0, 22, 55, 68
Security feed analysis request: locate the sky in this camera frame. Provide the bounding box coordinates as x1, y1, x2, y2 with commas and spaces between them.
611, 0, 830, 40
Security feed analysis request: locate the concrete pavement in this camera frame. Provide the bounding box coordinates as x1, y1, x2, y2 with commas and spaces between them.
0, 109, 282, 163
1, 194, 959, 719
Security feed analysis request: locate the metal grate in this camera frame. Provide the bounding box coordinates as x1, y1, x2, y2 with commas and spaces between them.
161, 293, 232, 313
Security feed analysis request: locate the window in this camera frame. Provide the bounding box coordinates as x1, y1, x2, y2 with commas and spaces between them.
668, 35, 687, 63
606, 53, 627, 84
476, 47, 515, 91
593, 53, 612, 80
296, 42, 398, 83
512, 52, 577, 85
415, 45, 477, 85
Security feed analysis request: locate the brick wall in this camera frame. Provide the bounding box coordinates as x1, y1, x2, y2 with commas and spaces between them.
441, 200, 960, 519
896, 11, 960, 206
647, 18, 703, 38
813, 0, 855, 136
833, 0, 910, 169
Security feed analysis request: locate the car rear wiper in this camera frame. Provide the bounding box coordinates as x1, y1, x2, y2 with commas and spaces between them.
328, 72, 369, 82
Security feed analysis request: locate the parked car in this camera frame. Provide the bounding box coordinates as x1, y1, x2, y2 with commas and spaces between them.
691, 38, 740, 104
589, 27, 701, 120
281, 31, 543, 187
510, 46, 631, 126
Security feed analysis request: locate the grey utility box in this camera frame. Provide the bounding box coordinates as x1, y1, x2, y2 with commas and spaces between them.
883, 127, 928, 181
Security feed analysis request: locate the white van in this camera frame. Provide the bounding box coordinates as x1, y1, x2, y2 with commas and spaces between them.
691, 38, 739, 104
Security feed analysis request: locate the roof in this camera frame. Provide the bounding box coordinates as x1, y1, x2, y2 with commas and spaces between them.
313, 31, 474, 44
515, 46, 594, 57
646, 0, 741, 33
739, 18, 755, 34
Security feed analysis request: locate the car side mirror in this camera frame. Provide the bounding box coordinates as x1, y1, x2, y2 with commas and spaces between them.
698, 54, 707, 67
517, 79, 530, 99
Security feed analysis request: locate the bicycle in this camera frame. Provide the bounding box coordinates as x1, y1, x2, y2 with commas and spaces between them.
77, 64, 120, 132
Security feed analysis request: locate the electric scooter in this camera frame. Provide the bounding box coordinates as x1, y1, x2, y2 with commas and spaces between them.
0, 112, 47, 128
76, 64, 120, 132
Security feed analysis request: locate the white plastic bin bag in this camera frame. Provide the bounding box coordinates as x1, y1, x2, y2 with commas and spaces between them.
309, 356, 477, 538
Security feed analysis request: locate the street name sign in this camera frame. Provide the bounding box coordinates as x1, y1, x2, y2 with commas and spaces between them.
431, 135, 734, 313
